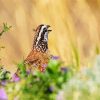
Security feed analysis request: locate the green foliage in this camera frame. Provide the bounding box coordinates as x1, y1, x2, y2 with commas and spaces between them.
17, 61, 27, 78
0, 67, 11, 80
0, 23, 11, 62
0, 23, 12, 36
3, 60, 70, 100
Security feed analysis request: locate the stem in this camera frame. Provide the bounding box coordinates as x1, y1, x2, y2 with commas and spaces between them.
0, 30, 4, 36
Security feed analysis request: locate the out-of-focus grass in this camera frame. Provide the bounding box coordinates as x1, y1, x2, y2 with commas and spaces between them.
0, 0, 100, 70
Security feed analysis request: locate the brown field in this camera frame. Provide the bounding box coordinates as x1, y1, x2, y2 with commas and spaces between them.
0, 0, 100, 71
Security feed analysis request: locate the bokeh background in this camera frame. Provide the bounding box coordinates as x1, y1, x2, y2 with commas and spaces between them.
0, 0, 100, 71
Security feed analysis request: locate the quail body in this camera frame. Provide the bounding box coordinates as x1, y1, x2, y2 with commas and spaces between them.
24, 24, 52, 72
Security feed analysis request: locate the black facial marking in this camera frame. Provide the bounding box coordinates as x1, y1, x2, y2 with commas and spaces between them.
33, 24, 50, 53
33, 25, 44, 46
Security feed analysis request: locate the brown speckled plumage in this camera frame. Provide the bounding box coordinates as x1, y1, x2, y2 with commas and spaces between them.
24, 24, 52, 72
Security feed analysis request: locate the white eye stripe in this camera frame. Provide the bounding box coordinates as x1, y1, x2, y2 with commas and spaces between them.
36, 25, 47, 46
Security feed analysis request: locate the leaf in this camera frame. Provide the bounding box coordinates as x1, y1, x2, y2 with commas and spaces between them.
0, 23, 12, 37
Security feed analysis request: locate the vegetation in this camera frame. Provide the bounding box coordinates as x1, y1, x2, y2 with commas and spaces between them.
0, 1, 100, 99
0, 23, 100, 100
0, 24, 70, 99
64, 55, 100, 100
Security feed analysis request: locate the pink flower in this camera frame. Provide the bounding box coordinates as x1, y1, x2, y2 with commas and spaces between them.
0, 88, 7, 100
1, 81, 7, 86
51, 56, 59, 60
12, 73, 20, 82
61, 67, 68, 73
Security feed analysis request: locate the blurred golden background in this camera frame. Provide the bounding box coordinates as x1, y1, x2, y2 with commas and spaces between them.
0, 0, 100, 71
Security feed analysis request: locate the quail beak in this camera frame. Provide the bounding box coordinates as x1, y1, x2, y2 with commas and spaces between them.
47, 25, 52, 32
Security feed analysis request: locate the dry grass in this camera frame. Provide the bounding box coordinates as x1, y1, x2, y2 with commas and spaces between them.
0, 0, 100, 70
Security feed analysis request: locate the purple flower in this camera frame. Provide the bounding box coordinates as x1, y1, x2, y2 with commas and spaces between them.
0, 88, 7, 100
51, 55, 59, 60
47, 86, 54, 93
61, 67, 68, 73
42, 64, 47, 68
0, 80, 6, 86
12, 73, 20, 82
26, 70, 31, 75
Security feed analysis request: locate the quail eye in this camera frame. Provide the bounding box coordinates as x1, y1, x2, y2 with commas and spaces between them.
44, 28, 47, 32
